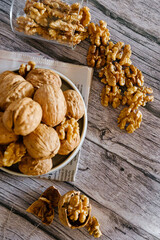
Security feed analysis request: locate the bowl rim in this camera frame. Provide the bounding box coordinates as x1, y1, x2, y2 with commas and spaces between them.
0, 69, 87, 177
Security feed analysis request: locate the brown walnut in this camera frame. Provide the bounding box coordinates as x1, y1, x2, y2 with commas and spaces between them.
34, 84, 66, 127
3, 97, 42, 136
0, 71, 34, 110
23, 123, 60, 160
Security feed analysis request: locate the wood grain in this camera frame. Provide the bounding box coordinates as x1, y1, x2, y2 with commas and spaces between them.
0, 0, 160, 239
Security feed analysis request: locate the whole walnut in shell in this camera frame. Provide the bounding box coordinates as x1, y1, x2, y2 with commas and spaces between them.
19, 154, 52, 175
26, 68, 62, 89
0, 71, 34, 110
63, 90, 85, 120
23, 123, 60, 160
34, 84, 67, 127
56, 118, 80, 155
58, 190, 91, 229
3, 97, 42, 136
0, 112, 18, 145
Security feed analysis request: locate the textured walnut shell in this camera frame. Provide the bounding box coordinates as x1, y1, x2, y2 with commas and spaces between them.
19, 154, 52, 175
58, 132, 80, 155
41, 186, 61, 208
34, 84, 67, 127
26, 68, 62, 89
0, 71, 34, 110
63, 90, 85, 120
23, 123, 60, 160
3, 97, 42, 136
58, 190, 91, 229
0, 112, 18, 145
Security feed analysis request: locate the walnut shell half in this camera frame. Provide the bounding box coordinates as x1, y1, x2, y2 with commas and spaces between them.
19, 154, 52, 175
58, 190, 91, 229
0, 71, 34, 110
23, 123, 60, 160
3, 97, 42, 136
63, 90, 85, 120
34, 84, 67, 127
0, 112, 18, 145
26, 68, 62, 89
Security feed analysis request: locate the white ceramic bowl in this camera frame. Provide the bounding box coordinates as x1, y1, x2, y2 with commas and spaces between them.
0, 69, 87, 177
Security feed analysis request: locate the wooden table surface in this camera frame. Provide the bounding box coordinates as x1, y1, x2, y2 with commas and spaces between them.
0, 0, 160, 239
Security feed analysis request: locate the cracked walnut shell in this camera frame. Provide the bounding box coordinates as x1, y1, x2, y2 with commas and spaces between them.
0, 112, 18, 145
0, 71, 34, 110
63, 90, 85, 120
3, 97, 42, 136
34, 84, 66, 127
27, 197, 54, 225
23, 123, 60, 160
19, 154, 52, 175
26, 68, 62, 89
56, 118, 80, 155
58, 190, 91, 229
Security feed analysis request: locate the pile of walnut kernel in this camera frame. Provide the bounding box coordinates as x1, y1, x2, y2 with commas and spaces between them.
86, 21, 154, 133
27, 186, 102, 238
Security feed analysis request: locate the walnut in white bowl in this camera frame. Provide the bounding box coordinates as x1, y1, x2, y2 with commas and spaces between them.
26, 68, 62, 89
23, 123, 60, 160
63, 89, 85, 120
0, 71, 34, 110
34, 84, 66, 127
3, 97, 42, 136
19, 154, 53, 175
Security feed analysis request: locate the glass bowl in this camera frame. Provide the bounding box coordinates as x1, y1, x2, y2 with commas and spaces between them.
10, 0, 88, 48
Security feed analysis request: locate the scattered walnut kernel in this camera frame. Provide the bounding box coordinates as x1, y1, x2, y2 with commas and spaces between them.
118, 107, 143, 133
19, 61, 36, 77
99, 62, 125, 86
105, 41, 132, 66
122, 86, 154, 110
88, 20, 110, 46
125, 65, 144, 87
86, 216, 102, 238
87, 45, 106, 69
2, 142, 26, 167
101, 85, 122, 108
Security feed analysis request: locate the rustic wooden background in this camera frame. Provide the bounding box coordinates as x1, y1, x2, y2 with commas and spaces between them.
0, 0, 160, 239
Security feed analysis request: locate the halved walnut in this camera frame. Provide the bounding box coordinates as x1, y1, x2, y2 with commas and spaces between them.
1, 142, 26, 167
58, 190, 91, 229
56, 118, 80, 155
